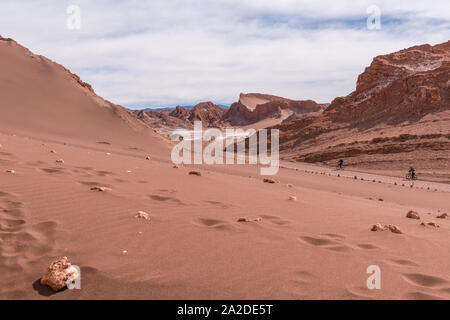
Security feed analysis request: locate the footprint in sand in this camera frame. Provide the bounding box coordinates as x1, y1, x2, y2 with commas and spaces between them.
344, 286, 375, 299
96, 170, 114, 177
402, 273, 448, 288
41, 167, 65, 174
356, 243, 380, 250
0, 192, 57, 297
149, 194, 183, 205
404, 291, 443, 300
259, 215, 290, 226
299, 234, 352, 253
204, 200, 232, 209
194, 218, 234, 231
387, 258, 419, 267
284, 270, 314, 297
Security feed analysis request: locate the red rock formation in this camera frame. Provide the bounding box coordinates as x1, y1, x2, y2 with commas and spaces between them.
325, 41, 449, 124
274, 41, 450, 169
188, 102, 226, 126
222, 93, 325, 126
170, 106, 191, 119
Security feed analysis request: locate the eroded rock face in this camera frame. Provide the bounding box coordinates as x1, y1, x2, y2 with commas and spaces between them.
327, 42, 450, 124
40, 257, 79, 291
274, 41, 450, 165
170, 102, 226, 126
222, 93, 324, 126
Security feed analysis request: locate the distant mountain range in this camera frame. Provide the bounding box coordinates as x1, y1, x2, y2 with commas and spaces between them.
133, 93, 326, 135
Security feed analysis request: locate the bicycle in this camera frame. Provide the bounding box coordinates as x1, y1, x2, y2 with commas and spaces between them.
405, 172, 418, 180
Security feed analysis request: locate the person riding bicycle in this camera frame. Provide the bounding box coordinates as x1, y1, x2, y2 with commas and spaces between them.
338, 159, 344, 169
408, 167, 416, 180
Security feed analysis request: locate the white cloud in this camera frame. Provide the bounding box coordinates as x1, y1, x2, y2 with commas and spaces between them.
0, 0, 448, 108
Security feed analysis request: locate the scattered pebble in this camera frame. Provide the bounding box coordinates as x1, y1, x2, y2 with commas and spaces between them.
90, 186, 110, 192
371, 223, 402, 234
50, 150, 57, 154
378, 198, 384, 201
286, 184, 293, 188
122, 250, 128, 254
5, 169, 16, 174
289, 196, 297, 201
237, 217, 250, 222
263, 178, 275, 184
420, 221, 440, 228
135, 211, 150, 220
189, 171, 201, 176
406, 210, 420, 219
145, 156, 150, 160
173, 165, 179, 168
436, 213, 448, 219
388, 225, 402, 234
55, 159, 64, 163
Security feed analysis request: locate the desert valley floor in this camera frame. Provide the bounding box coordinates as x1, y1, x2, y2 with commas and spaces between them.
1, 130, 449, 299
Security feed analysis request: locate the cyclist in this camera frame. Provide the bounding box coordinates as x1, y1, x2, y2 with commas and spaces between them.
408, 167, 416, 180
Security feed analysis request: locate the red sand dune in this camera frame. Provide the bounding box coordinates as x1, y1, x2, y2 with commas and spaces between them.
0, 37, 449, 300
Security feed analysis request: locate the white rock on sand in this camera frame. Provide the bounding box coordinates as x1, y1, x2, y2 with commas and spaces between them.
135, 211, 150, 220
40, 256, 79, 292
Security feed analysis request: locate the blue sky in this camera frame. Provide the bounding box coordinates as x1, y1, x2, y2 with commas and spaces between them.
0, 0, 449, 109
